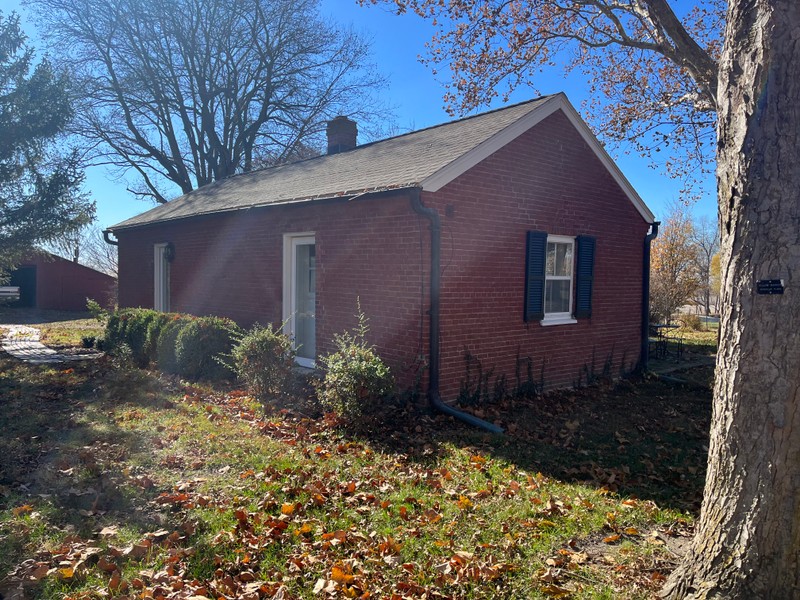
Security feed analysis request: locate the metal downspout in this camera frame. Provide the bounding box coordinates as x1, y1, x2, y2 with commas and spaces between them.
103, 229, 119, 246
410, 188, 503, 434
640, 221, 660, 371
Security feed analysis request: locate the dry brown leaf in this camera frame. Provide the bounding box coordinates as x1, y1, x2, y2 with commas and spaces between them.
541, 583, 573, 597
330, 565, 354, 584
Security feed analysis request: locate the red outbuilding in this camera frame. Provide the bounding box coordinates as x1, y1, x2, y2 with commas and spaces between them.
108, 94, 656, 406
9, 252, 117, 311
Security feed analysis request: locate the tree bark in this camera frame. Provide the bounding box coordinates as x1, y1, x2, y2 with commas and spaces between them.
663, 0, 800, 597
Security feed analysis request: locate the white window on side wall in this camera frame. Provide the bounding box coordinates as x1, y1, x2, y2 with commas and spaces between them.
544, 235, 574, 321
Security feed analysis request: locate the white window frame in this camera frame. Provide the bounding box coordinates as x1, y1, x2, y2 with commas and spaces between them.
282, 232, 316, 367
153, 243, 170, 312
541, 235, 577, 326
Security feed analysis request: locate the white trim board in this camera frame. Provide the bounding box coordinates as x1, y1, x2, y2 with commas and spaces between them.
282, 232, 316, 368
420, 93, 655, 224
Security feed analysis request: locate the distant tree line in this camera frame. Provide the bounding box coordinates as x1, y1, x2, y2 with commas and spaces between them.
650, 203, 720, 324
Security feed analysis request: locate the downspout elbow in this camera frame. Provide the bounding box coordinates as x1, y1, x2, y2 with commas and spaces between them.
103, 229, 119, 246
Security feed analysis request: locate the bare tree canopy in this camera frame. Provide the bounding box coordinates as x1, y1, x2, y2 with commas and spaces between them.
0, 11, 93, 272
30, 0, 388, 203
690, 215, 719, 315
48, 225, 118, 276
363, 0, 725, 197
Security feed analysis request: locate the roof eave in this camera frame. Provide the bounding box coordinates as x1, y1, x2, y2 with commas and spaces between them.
107, 184, 421, 232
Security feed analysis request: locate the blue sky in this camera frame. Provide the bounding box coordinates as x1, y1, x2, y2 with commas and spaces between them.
8, 0, 717, 230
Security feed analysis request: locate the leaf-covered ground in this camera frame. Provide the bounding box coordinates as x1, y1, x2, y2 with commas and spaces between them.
0, 354, 711, 599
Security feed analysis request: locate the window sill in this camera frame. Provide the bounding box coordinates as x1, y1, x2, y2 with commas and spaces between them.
540, 317, 578, 327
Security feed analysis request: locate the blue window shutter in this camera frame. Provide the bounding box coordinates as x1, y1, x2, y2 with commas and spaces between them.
575, 235, 596, 318
525, 231, 547, 322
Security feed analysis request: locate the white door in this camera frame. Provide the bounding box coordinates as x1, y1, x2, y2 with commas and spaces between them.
283, 234, 316, 367
154, 243, 170, 312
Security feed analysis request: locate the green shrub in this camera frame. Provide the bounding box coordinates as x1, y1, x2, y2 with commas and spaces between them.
145, 312, 174, 363
103, 310, 126, 349
175, 316, 240, 380
86, 298, 109, 323
109, 341, 135, 371
316, 308, 394, 420
157, 315, 195, 374
124, 309, 160, 366
229, 324, 294, 401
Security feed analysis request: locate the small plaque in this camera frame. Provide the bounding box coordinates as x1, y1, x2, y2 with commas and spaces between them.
757, 279, 784, 295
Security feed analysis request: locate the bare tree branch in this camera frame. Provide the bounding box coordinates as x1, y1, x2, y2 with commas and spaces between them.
31, 0, 389, 203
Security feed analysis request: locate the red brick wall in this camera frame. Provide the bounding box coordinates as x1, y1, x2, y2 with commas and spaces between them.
116, 108, 649, 399
18, 254, 116, 311
116, 193, 429, 390
426, 110, 649, 398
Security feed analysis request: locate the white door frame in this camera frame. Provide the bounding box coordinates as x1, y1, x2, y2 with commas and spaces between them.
154, 243, 170, 312
282, 233, 316, 367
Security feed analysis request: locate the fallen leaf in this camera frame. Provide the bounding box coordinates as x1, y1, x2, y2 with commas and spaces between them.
99, 526, 119, 537
541, 583, 572, 597
331, 565, 354, 585
11, 505, 33, 517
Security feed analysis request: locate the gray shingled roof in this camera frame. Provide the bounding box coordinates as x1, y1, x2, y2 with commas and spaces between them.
110, 96, 556, 230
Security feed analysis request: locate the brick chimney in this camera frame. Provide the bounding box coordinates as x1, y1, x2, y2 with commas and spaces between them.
326, 116, 358, 155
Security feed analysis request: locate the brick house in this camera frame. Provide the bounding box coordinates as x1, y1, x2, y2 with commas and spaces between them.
108, 94, 656, 409
8, 251, 117, 311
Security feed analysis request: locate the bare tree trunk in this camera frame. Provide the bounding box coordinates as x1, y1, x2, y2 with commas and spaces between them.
663, 0, 800, 597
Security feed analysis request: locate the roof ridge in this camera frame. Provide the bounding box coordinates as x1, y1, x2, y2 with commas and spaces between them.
353, 94, 555, 149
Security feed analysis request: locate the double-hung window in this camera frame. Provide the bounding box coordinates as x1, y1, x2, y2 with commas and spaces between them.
525, 231, 595, 325
544, 236, 574, 320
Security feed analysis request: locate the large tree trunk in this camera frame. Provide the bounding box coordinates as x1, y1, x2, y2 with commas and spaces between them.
663, 0, 800, 597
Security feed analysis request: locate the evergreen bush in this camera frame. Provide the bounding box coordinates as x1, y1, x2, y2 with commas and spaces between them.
124, 309, 159, 366
316, 307, 394, 420
175, 316, 240, 380
229, 324, 294, 401
145, 312, 174, 362
156, 315, 194, 374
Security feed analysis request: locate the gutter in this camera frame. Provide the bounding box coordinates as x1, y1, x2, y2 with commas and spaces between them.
409, 188, 503, 434
640, 221, 660, 371
103, 229, 119, 246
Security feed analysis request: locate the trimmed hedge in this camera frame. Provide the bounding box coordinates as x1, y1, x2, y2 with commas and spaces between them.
175, 316, 240, 380
145, 312, 174, 363
102, 310, 294, 386
156, 315, 195, 375
125, 310, 159, 366
103, 308, 175, 367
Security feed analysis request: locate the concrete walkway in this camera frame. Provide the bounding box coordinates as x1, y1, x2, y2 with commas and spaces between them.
0, 324, 101, 364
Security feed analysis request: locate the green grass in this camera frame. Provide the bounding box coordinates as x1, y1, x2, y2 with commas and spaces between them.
678, 329, 718, 354
35, 318, 105, 348
0, 355, 708, 599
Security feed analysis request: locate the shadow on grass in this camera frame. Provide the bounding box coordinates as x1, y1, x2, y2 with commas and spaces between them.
0, 355, 176, 578
346, 369, 712, 514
